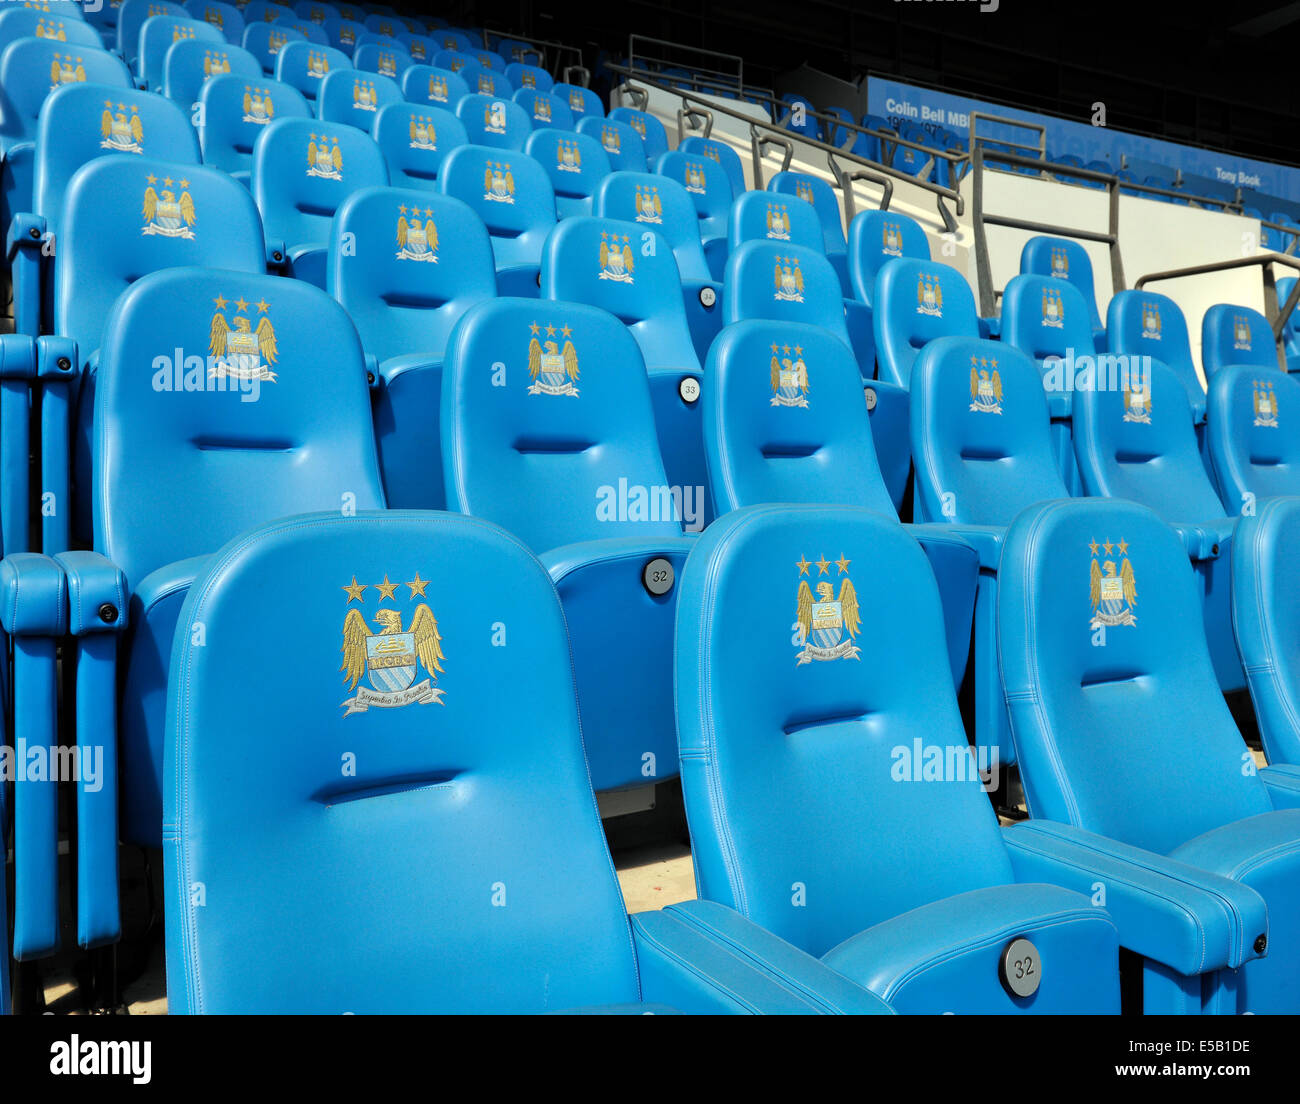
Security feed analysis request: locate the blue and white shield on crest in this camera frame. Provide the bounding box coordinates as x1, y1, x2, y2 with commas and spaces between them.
810, 600, 843, 649
366, 633, 417, 692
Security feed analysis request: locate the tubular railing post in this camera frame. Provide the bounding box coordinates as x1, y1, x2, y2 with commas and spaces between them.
1108, 176, 1127, 293
971, 143, 996, 318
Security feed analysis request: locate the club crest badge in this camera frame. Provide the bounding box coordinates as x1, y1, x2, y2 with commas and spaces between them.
774, 255, 804, 302
1122, 376, 1151, 424
1050, 246, 1069, 277
476, 73, 496, 94
794, 554, 860, 665
599, 231, 634, 283
100, 101, 143, 153
352, 79, 380, 111
1041, 287, 1065, 328
684, 160, 708, 194
49, 52, 86, 89
1254, 379, 1279, 427
532, 95, 552, 123
428, 75, 449, 102
267, 31, 289, 55
410, 40, 427, 60
628, 114, 646, 137
305, 6, 325, 22
795, 180, 815, 204
1141, 301, 1162, 340
483, 161, 515, 203
555, 137, 581, 173
483, 101, 507, 134
242, 86, 275, 123
396, 205, 437, 262
766, 203, 791, 240
1089, 539, 1136, 629
340, 573, 446, 715
521, 69, 537, 89
881, 220, 904, 256
202, 49, 232, 77
376, 20, 393, 36
527, 321, 579, 396
339, 25, 355, 45
36, 18, 68, 39
568, 89, 586, 113
770, 343, 809, 407
916, 274, 942, 317
202, 7, 224, 28
633, 183, 662, 223
306, 49, 330, 78
599, 125, 620, 155
408, 113, 437, 150
306, 133, 343, 179
447, 56, 466, 72
1233, 315, 1253, 351
969, 355, 1002, 414
141, 174, 196, 238
171, 25, 198, 45
208, 293, 278, 381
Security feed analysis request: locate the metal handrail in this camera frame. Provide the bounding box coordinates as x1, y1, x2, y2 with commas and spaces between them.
608, 64, 965, 234
1135, 252, 1300, 366
628, 34, 745, 99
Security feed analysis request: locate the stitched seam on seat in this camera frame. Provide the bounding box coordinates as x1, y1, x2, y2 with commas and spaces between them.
630, 922, 764, 1014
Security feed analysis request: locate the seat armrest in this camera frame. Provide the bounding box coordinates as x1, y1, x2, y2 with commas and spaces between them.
265, 237, 288, 273
631, 900, 893, 1014
916, 522, 1004, 570
55, 550, 129, 637
0, 552, 67, 636
6, 211, 46, 264
1004, 819, 1268, 974
1262, 764, 1300, 810
1169, 519, 1234, 562
541, 535, 698, 581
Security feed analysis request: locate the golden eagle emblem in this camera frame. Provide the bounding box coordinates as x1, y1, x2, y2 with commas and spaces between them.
1089, 539, 1137, 629
774, 256, 804, 302
242, 86, 275, 123
340, 575, 446, 714
527, 321, 580, 396
770, 343, 809, 407
1254, 379, 1279, 428
141, 175, 196, 238
794, 554, 860, 664
969, 356, 1002, 414
396, 206, 438, 262
100, 101, 144, 152
208, 294, 278, 381
307, 133, 343, 179
598, 231, 634, 283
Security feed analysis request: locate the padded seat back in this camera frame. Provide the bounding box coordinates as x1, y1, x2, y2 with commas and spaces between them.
577, 116, 645, 173
505, 60, 551, 92
352, 40, 410, 79
329, 185, 496, 362
608, 106, 667, 164
593, 170, 710, 284
873, 257, 979, 388
251, 116, 387, 249
728, 190, 823, 253
56, 157, 264, 351
677, 135, 745, 198
1106, 289, 1205, 419
524, 128, 609, 217
910, 336, 1068, 524
723, 241, 850, 346
1073, 358, 1226, 521
704, 321, 895, 517
676, 504, 1013, 954
316, 68, 402, 131
847, 209, 930, 307
372, 102, 466, 189
139, 14, 224, 89
555, 82, 602, 123
1001, 273, 1096, 375
514, 89, 574, 131
655, 149, 730, 241
402, 63, 469, 109
1207, 364, 1300, 508
186, 1, 246, 45
455, 91, 530, 150
442, 298, 680, 550
1202, 304, 1281, 379
118, 0, 185, 68
94, 267, 386, 589
272, 39, 348, 99
0, 38, 131, 152
998, 498, 1272, 854
241, 21, 304, 74
197, 74, 310, 177
163, 37, 261, 105
767, 171, 847, 261
0, 9, 103, 54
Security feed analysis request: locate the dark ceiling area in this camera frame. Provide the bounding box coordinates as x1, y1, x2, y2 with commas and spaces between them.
440, 0, 1300, 166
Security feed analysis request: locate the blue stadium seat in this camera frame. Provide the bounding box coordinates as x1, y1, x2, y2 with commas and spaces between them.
401, 63, 470, 109
767, 171, 850, 293
455, 92, 530, 150
704, 322, 976, 687
1206, 365, 1299, 514
1202, 303, 1281, 380
677, 135, 746, 199
576, 116, 644, 173
437, 143, 555, 296
118, 0, 185, 70
251, 116, 388, 286
1072, 357, 1244, 693
593, 170, 721, 364
873, 256, 979, 389
910, 336, 1072, 769
294, 1, 339, 30
673, 503, 1149, 1013
372, 102, 466, 190
353, 40, 410, 79
431, 46, 475, 73
655, 149, 731, 281
273, 39, 348, 100
85, 0, 125, 50
9, 84, 201, 339
242, 21, 304, 75
244, 0, 295, 23
541, 216, 711, 525
163, 37, 261, 106
724, 240, 900, 504
847, 207, 929, 308
0, 8, 102, 55
608, 106, 668, 164
524, 128, 609, 218
467, 67, 511, 99
555, 81, 603, 123
728, 189, 822, 253
164, 508, 890, 1013
138, 14, 224, 90
432, 29, 473, 53
362, 12, 401, 37
330, 186, 495, 509
1231, 496, 1300, 765
776, 94, 820, 141
505, 60, 551, 92
197, 73, 311, 183
999, 497, 1300, 1013
316, 68, 402, 132
513, 88, 574, 131
1107, 289, 1207, 419
396, 31, 434, 63
1001, 273, 1096, 492
333, 17, 364, 51
1277, 276, 1300, 373
442, 297, 698, 794
1020, 235, 1108, 352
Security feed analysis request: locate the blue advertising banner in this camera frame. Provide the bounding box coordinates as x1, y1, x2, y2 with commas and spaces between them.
866, 75, 1300, 211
